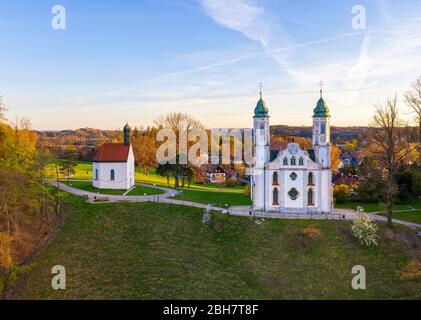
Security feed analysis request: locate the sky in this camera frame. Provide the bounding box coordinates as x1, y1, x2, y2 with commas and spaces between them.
0, 0, 421, 130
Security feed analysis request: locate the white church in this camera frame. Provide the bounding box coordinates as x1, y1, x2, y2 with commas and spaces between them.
92, 123, 135, 190
250, 88, 333, 213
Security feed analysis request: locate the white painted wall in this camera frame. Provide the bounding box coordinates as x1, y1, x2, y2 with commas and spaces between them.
252, 116, 270, 211
92, 145, 135, 190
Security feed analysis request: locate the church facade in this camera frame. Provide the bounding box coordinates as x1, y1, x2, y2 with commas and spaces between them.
250, 90, 333, 213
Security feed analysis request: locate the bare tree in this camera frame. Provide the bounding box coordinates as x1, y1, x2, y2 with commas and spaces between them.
368, 96, 415, 228
154, 113, 204, 188
154, 112, 204, 136
404, 76, 421, 146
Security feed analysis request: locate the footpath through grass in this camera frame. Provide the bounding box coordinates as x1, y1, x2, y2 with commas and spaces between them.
10, 193, 420, 299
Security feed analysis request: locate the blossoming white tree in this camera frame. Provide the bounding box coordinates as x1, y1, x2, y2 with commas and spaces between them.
351, 207, 379, 246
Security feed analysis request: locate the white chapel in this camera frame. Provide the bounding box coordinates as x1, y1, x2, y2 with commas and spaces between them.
250, 88, 333, 213
92, 123, 135, 190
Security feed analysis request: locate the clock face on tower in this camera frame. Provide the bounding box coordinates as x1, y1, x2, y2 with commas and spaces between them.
288, 144, 299, 155
320, 136, 326, 144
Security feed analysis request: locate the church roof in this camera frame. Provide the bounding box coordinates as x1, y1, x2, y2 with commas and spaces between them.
307, 148, 316, 162
92, 143, 130, 162
254, 97, 269, 118
270, 140, 288, 150
269, 140, 288, 161
313, 97, 330, 117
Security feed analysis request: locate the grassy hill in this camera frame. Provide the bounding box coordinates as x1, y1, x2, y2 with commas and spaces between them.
8, 193, 420, 300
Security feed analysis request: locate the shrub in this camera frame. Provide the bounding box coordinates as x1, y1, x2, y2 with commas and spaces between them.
333, 184, 350, 204
302, 225, 322, 239
244, 184, 250, 196
351, 207, 379, 246
396, 260, 421, 280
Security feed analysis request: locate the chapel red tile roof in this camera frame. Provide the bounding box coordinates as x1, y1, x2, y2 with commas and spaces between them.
92, 143, 130, 162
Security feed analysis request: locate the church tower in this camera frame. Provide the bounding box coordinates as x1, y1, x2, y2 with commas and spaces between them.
123, 122, 131, 146
312, 85, 332, 213
251, 87, 270, 211
312, 87, 331, 168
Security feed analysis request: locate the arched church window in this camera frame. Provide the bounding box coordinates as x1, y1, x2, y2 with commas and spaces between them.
273, 172, 278, 185
95, 169, 98, 181
308, 172, 314, 185
283, 157, 288, 165
299, 157, 304, 165
308, 188, 314, 206
291, 156, 296, 165
321, 122, 326, 134
273, 188, 279, 205
110, 169, 115, 181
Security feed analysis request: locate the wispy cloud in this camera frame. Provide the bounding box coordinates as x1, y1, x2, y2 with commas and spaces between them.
201, 0, 421, 114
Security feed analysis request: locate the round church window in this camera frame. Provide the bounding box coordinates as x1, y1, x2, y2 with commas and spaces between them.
288, 188, 299, 200
290, 172, 297, 181
288, 144, 299, 155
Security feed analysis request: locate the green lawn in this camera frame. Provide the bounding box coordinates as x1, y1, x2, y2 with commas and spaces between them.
336, 200, 421, 225
136, 167, 245, 192
61, 180, 126, 195
56, 161, 245, 193
126, 185, 164, 196
379, 210, 421, 225
335, 202, 413, 213
9, 193, 420, 299
408, 199, 421, 209
53, 160, 93, 180
171, 189, 252, 207
61, 181, 163, 196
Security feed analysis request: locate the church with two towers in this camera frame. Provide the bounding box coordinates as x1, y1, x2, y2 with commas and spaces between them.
250, 87, 333, 213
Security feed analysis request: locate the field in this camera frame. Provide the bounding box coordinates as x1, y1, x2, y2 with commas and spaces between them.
61, 181, 164, 196
10, 193, 420, 300
379, 210, 421, 225
336, 200, 421, 224
172, 189, 251, 207
335, 202, 418, 212
58, 161, 244, 193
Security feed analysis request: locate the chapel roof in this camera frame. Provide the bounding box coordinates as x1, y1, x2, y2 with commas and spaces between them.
92, 143, 130, 162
